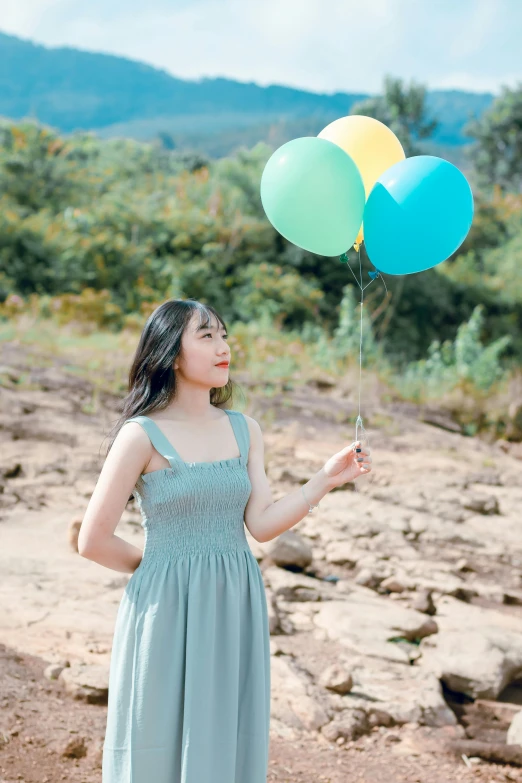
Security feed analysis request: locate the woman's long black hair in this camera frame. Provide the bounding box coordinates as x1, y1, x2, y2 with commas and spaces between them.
103, 298, 241, 457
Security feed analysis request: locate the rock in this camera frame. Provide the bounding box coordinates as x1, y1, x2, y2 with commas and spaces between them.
68, 518, 82, 552
507, 710, 522, 746
350, 657, 456, 727
409, 515, 428, 535
381, 576, 406, 593
267, 530, 313, 570
447, 739, 522, 766
424, 628, 522, 700
321, 708, 369, 741
324, 542, 360, 567
465, 469, 502, 487
419, 407, 462, 433
456, 558, 473, 572
420, 596, 522, 700
354, 568, 382, 588
270, 655, 330, 732
2, 462, 23, 479
387, 516, 410, 534
504, 589, 522, 606
368, 710, 395, 728
409, 571, 470, 600
61, 736, 88, 759
59, 662, 109, 704
318, 664, 353, 695
412, 590, 436, 616
461, 492, 500, 515
313, 592, 438, 663
263, 565, 335, 603
284, 607, 315, 632
44, 663, 67, 680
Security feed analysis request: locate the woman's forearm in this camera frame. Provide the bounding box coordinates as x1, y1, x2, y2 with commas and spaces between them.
79, 534, 143, 574
255, 468, 334, 543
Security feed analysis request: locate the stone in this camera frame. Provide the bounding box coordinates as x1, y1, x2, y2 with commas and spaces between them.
59, 662, 109, 704
270, 655, 330, 732
267, 530, 313, 569
507, 710, 522, 746
313, 592, 438, 663
412, 590, 436, 616
318, 664, 353, 695
461, 492, 500, 515
321, 709, 369, 741
420, 596, 522, 700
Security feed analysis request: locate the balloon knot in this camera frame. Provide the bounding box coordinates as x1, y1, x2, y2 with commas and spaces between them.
339, 253, 349, 264
353, 242, 360, 252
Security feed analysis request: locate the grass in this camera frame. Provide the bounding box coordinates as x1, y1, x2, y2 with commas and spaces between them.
0, 310, 518, 442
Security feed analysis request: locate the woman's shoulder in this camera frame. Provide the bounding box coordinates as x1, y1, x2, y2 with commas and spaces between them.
225, 409, 260, 433
237, 412, 262, 440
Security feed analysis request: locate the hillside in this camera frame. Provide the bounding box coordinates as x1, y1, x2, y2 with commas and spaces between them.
0, 30, 493, 158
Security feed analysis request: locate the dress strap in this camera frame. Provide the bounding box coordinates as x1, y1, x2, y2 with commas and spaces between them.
224, 409, 250, 463
125, 416, 183, 468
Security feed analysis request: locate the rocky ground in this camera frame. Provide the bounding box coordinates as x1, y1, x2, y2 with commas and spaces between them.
1, 339, 522, 782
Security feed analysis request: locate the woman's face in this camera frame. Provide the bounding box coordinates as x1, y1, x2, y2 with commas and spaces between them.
174, 312, 231, 387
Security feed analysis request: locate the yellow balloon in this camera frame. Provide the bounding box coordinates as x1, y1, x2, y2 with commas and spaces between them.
318, 116, 405, 248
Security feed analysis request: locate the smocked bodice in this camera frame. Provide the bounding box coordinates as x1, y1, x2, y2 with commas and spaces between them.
124, 410, 252, 561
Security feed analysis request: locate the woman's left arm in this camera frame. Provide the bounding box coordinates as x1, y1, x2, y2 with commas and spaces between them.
243, 416, 371, 544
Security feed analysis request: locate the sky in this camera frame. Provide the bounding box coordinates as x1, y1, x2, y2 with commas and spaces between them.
2, 0, 521, 95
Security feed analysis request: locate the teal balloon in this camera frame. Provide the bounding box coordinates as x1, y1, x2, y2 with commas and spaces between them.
260, 137, 365, 256
363, 155, 474, 275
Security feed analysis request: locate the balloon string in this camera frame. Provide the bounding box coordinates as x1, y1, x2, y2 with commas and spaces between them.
339, 244, 389, 491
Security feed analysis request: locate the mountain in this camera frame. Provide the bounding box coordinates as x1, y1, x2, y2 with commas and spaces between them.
0, 30, 494, 158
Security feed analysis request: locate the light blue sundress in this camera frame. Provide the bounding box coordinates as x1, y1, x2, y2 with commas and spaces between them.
102, 409, 271, 783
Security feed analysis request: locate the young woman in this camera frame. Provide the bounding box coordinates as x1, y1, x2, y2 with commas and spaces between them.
78, 298, 372, 783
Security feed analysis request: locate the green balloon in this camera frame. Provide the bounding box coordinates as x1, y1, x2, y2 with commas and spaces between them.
260, 136, 365, 256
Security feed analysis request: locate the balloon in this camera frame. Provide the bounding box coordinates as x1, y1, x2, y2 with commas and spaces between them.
363, 155, 474, 275
260, 137, 365, 257
318, 115, 405, 246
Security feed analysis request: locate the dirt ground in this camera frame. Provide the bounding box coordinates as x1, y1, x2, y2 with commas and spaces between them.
2, 642, 522, 783
2, 339, 522, 782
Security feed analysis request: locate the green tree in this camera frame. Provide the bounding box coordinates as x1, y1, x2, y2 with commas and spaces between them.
350, 75, 438, 155
0, 121, 81, 211
465, 84, 522, 192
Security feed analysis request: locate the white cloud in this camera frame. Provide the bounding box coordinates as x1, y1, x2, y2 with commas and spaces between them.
26, 0, 408, 92
448, 0, 498, 59
1, 0, 69, 38
432, 71, 521, 93
0, 0, 520, 94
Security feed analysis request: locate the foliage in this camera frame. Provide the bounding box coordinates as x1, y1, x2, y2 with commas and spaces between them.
465, 84, 522, 192
331, 284, 379, 364
0, 122, 83, 211
401, 305, 511, 398
350, 75, 438, 155
0, 117, 520, 394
